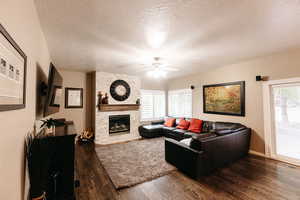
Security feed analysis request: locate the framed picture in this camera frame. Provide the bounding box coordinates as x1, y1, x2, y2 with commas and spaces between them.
0, 23, 27, 111
203, 81, 245, 116
65, 88, 83, 108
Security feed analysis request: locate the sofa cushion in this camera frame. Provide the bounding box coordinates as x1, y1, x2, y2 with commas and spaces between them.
151, 120, 165, 125
163, 126, 176, 131
215, 129, 233, 135
139, 124, 163, 138
180, 138, 192, 146
163, 117, 181, 125
184, 131, 199, 138
164, 118, 176, 127
176, 118, 190, 130
163, 126, 176, 130
188, 118, 203, 133
143, 124, 164, 130
214, 122, 246, 135
192, 133, 217, 141
189, 133, 217, 151
173, 129, 188, 135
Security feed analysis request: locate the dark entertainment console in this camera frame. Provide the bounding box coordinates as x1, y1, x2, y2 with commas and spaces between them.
46, 134, 76, 200
47, 120, 77, 200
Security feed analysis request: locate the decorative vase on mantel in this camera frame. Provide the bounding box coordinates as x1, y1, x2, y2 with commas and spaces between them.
101, 93, 109, 104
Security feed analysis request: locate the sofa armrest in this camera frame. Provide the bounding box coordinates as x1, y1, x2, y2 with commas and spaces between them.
151, 120, 165, 125
165, 138, 208, 178
200, 128, 251, 146
165, 138, 203, 154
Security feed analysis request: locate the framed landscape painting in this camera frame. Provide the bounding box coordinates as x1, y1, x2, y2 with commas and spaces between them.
203, 81, 245, 116
0, 23, 27, 111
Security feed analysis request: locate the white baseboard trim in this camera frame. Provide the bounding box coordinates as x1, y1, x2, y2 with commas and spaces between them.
249, 150, 266, 158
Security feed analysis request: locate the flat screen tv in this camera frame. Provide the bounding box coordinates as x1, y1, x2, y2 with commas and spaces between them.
43, 63, 63, 117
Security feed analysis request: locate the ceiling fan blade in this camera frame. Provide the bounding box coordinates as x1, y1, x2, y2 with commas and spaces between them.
162, 67, 179, 72
118, 64, 136, 69
118, 63, 148, 70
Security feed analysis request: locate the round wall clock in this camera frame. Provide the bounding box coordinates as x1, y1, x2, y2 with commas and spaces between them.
110, 80, 131, 101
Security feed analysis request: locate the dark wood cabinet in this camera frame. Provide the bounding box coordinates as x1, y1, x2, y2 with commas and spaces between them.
45, 134, 76, 200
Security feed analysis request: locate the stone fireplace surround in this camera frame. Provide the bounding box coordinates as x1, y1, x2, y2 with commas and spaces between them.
95, 72, 141, 145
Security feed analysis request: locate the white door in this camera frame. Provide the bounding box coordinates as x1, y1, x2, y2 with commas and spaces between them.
265, 80, 300, 166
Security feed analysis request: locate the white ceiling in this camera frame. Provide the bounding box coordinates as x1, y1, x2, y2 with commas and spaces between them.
34, 0, 300, 79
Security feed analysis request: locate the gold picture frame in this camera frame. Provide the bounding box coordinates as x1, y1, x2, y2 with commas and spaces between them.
203, 81, 245, 116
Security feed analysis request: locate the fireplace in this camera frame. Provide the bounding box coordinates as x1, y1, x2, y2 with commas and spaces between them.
109, 115, 130, 135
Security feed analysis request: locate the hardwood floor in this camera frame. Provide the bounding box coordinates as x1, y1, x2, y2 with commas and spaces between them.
75, 143, 300, 200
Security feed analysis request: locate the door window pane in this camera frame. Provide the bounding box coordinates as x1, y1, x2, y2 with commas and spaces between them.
273, 85, 300, 160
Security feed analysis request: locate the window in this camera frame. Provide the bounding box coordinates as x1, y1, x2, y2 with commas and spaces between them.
168, 89, 192, 117
140, 90, 166, 121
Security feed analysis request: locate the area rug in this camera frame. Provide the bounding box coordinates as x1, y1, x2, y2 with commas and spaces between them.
95, 137, 176, 189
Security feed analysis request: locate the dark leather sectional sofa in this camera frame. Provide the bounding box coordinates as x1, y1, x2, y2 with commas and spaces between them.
139, 118, 213, 141
138, 118, 251, 179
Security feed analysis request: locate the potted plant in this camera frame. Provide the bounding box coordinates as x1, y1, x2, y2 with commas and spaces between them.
40, 118, 64, 135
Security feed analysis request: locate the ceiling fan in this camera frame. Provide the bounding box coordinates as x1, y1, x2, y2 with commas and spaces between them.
142, 57, 179, 78
146, 57, 179, 72
118, 57, 179, 78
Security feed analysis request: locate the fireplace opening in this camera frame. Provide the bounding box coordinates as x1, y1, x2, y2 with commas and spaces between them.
109, 115, 130, 135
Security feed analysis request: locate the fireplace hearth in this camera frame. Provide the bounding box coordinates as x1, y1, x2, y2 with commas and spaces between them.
109, 115, 130, 135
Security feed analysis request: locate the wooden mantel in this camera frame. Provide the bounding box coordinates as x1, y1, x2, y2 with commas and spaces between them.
98, 104, 140, 112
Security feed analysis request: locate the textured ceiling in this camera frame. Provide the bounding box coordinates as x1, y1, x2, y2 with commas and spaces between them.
34, 0, 300, 79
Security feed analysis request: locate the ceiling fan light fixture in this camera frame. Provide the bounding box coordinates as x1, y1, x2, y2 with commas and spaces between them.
147, 68, 167, 78
146, 29, 167, 49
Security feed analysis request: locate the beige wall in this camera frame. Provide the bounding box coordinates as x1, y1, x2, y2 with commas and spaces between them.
141, 77, 167, 90
0, 0, 51, 199
167, 48, 300, 154
53, 70, 87, 133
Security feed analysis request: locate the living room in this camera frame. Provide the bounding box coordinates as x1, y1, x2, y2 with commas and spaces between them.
1, 0, 300, 200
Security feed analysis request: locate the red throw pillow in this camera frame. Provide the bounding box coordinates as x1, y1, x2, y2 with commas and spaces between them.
164, 118, 176, 127
188, 118, 203, 133
176, 118, 190, 130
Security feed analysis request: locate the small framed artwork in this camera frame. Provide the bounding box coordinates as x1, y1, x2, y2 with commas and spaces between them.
65, 88, 83, 108
0, 23, 27, 111
203, 81, 245, 116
